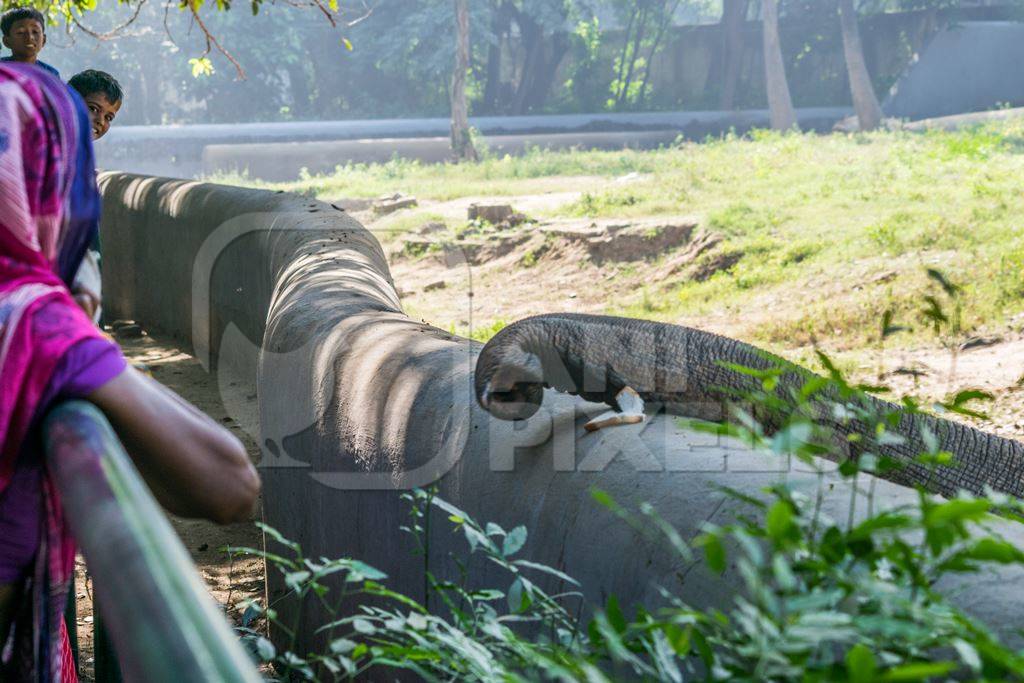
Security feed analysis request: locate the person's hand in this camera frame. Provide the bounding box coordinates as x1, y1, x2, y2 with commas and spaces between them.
72, 287, 100, 320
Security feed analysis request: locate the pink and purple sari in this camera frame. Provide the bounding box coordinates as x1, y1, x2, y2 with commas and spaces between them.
0, 63, 114, 682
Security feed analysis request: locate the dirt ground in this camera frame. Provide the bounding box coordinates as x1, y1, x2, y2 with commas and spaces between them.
70, 331, 265, 682
378, 199, 1024, 442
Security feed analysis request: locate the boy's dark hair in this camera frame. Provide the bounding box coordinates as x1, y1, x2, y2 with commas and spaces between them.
1, 8, 46, 36
68, 69, 123, 105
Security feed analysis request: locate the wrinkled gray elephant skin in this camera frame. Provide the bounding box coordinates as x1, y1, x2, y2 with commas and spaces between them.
475, 313, 1024, 499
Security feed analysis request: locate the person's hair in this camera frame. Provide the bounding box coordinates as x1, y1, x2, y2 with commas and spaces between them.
1, 8, 46, 36
68, 70, 123, 105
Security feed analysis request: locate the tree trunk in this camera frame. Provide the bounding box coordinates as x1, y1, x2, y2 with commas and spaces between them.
482, 1, 512, 114
508, 8, 569, 115
616, 4, 650, 109
451, 0, 478, 162
286, 63, 312, 120
718, 0, 748, 110
761, 0, 796, 131
838, 0, 883, 131
637, 0, 681, 109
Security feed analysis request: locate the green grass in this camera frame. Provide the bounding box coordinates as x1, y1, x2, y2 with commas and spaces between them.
214, 121, 1024, 350
207, 147, 662, 202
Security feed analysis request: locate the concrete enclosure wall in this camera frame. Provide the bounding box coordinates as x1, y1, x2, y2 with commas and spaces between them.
97, 108, 849, 180
98, 173, 1024, 653
884, 22, 1024, 120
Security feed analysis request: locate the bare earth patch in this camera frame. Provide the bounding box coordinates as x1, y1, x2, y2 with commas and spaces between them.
71, 331, 264, 682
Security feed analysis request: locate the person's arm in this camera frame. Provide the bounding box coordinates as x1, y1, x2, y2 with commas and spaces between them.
71, 250, 102, 322
87, 366, 260, 524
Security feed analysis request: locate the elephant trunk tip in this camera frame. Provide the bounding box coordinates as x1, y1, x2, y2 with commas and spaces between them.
475, 340, 546, 421
477, 380, 544, 421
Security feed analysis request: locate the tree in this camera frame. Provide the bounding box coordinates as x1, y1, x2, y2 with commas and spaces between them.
761, 0, 796, 130
4, 0, 365, 82
838, 0, 883, 130
606, 0, 682, 111
451, 0, 478, 161
717, 0, 749, 111
481, 1, 579, 115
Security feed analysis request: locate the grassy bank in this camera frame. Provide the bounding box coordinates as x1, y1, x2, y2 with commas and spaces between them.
215, 121, 1024, 350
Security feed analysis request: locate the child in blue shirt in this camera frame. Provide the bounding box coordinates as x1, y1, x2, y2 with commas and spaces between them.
1, 8, 60, 78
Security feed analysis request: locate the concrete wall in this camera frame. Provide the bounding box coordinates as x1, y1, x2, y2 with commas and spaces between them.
98, 173, 1024, 654
884, 22, 1024, 120
201, 131, 684, 181
97, 108, 849, 180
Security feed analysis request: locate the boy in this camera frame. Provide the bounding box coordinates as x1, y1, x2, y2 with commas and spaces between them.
69, 69, 123, 140
67, 70, 123, 320
1, 8, 59, 78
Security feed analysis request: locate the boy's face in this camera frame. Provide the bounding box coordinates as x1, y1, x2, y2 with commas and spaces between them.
2, 18, 45, 62
84, 93, 121, 140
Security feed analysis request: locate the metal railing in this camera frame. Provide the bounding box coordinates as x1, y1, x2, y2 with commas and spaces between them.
43, 401, 262, 683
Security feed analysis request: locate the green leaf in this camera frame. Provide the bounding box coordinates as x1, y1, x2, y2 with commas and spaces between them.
945, 389, 994, 419
329, 638, 357, 655
188, 56, 215, 79
507, 577, 527, 613
431, 497, 469, 523
513, 559, 580, 586
352, 618, 376, 635
849, 512, 914, 541
255, 523, 301, 553
406, 612, 428, 631
770, 421, 812, 455
700, 532, 727, 574
846, 643, 877, 683
772, 554, 797, 591
590, 488, 616, 510
344, 560, 388, 581
605, 594, 627, 634
284, 570, 311, 592
766, 500, 797, 546
955, 538, 1024, 564
925, 498, 991, 528
951, 389, 994, 406
502, 526, 527, 557
879, 661, 957, 681
254, 636, 276, 662
953, 639, 981, 672
926, 268, 961, 296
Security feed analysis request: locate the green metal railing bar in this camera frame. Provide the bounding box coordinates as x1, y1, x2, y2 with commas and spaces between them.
43, 401, 262, 683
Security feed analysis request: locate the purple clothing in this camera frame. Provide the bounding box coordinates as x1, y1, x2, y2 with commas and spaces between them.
0, 57, 60, 80
0, 334, 125, 583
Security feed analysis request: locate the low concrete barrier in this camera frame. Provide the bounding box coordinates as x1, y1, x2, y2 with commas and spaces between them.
901, 106, 1024, 131
98, 172, 1024, 654
97, 107, 850, 179
202, 130, 683, 181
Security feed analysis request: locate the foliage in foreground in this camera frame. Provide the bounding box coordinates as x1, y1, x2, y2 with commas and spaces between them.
229, 280, 1024, 681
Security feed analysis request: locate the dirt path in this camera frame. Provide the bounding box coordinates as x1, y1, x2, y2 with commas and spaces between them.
383, 215, 1024, 442
71, 331, 264, 682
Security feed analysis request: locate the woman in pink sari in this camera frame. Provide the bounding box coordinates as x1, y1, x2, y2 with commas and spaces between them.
0, 64, 260, 681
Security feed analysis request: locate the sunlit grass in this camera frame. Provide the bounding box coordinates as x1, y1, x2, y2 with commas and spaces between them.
215, 121, 1024, 349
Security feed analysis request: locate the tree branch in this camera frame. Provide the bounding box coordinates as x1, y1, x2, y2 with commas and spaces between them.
71, 0, 147, 41
186, 0, 246, 79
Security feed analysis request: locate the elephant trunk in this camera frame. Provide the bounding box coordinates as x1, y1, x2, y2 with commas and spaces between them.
474, 313, 1024, 498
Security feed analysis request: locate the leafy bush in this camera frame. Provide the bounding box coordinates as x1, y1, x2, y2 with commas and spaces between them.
230, 272, 1024, 682
229, 490, 596, 681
